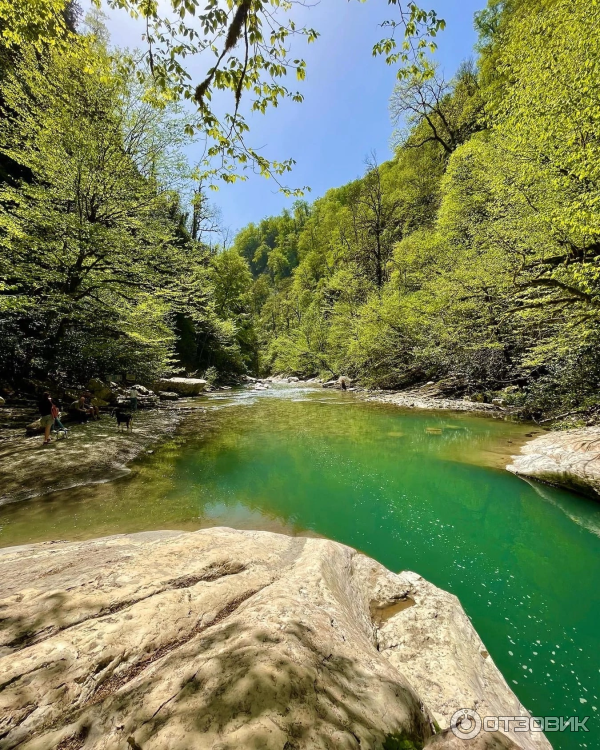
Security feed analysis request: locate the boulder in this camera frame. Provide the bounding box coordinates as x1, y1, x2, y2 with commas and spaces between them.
154, 377, 207, 396
508, 427, 600, 499
132, 384, 153, 396
25, 418, 43, 435
86, 378, 114, 402
322, 379, 337, 388
0, 396, 5, 406
133, 395, 160, 409
89, 397, 110, 409
158, 391, 180, 401
0, 529, 549, 750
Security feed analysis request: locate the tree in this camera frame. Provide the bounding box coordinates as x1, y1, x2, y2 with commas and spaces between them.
348, 157, 402, 288
0, 0, 79, 51
390, 61, 483, 156
0, 34, 201, 380
490, 0, 600, 316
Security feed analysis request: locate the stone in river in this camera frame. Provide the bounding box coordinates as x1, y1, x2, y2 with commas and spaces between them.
154, 377, 207, 396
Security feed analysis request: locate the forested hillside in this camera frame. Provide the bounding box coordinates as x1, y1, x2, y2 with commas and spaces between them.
0, 0, 441, 392
226, 0, 600, 418
1, 0, 599, 420
0, 4, 252, 386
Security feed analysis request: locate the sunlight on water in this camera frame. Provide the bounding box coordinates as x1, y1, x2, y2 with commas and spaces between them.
1, 385, 599, 749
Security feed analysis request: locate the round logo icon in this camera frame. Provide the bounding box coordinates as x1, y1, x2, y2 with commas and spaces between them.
450, 708, 482, 740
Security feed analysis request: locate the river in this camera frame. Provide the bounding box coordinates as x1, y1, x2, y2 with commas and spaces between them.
1, 384, 599, 749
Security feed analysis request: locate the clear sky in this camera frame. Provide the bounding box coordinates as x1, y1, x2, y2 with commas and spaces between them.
92, 0, 486, 236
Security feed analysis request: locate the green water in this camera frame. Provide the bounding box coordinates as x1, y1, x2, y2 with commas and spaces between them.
1, 386, 599, 749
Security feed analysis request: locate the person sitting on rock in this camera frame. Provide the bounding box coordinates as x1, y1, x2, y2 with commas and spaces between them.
69, 395, 93, 423
38, 391, 54, 446
84, 391, 100, 420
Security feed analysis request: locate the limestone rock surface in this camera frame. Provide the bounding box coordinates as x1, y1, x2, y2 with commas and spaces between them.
86, 380, 116, 403
158, 391, 180, 401
0, 529, 550, 750
0, 409, 184, 505
154, 378, 207, 396
507, 427, 600, 498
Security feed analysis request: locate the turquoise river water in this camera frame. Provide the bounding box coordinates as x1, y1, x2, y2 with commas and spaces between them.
1, 385, 599, 749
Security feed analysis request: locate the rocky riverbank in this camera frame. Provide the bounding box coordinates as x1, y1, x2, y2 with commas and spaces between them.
0, 375, 220, 505
0, 404, 198, 506
508, 427, 600, 500
366, 389, 502, 414
0, 528, 549, 750
254, 376, 509, 414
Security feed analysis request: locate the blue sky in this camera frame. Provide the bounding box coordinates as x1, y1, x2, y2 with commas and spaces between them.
93, 0, 486, 236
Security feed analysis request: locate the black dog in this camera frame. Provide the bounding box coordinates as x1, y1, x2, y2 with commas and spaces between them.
114, 406, 133, 431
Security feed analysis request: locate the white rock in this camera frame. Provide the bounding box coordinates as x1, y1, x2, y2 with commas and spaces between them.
0, 529, 549, 750
154, 377, 207, 396
508, 427, 600, 498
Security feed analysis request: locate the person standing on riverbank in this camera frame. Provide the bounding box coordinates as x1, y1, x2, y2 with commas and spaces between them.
129, 386, 138, 414
38, 391, 54, 446
51, 400, 68, 437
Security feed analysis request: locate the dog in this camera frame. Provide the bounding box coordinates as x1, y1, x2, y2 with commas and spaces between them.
113, 406, 133, 432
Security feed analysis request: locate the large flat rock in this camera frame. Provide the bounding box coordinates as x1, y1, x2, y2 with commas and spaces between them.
0, 529, 550, 750
507, 427, 600, 499
154, 378, 207, 396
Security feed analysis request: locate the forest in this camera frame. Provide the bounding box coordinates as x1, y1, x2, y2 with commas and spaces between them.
1, 0, 599, 420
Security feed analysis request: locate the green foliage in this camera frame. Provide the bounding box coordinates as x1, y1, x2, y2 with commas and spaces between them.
0, 0, 74, 51
75, 0, 444, 195
0, 0, 452, 389
203, 365, 219, 386
382, 732, 424, 750
1, 38, 172, 378
2, 0, 598, 419
0, 24, 247, 385
228, 0, 600, 418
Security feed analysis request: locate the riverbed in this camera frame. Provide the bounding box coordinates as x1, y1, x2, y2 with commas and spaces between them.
1, 384, 599, 749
